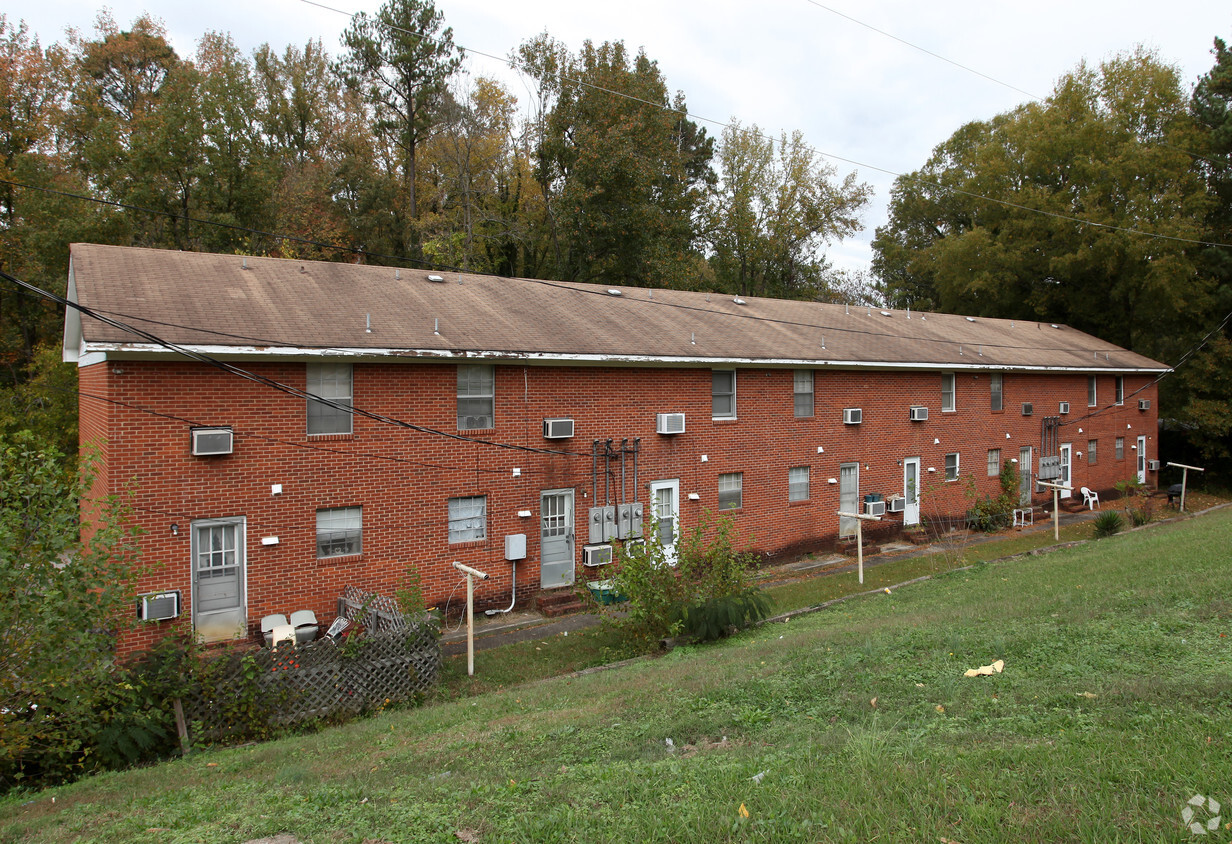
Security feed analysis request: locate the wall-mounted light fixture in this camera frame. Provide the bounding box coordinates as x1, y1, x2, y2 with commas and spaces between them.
171, 523, 179, 536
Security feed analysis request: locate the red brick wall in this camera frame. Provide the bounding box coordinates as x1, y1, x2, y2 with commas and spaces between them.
85, 359, 1159, 655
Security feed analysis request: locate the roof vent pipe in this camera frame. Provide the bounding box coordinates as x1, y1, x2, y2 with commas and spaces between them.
433, 318, 439, 335
395, 269, 400, 280
366, 313, 371, 333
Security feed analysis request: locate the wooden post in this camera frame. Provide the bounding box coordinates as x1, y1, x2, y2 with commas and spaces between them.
1166, 462, 1205, 513
452, 561, 489, 676
1037, 481, 1071, 541
172, 698, 191, 756
836, 511, 883, 584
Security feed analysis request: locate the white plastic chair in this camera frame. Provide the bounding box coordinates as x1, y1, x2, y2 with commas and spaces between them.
261, 613, 288, 647
290, 609, 319, 644
268, 624, 297, 648
1080, 486, 1100, 510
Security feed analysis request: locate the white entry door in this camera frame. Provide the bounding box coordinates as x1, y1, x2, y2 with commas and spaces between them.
1059, 443, 1072, 498
1137, 436, 1147, 483
540, 489, 575, 589
648, 479, 680, 566
191, 517, 246, 642
902, 457, 920, 526
839, 463, 859, 537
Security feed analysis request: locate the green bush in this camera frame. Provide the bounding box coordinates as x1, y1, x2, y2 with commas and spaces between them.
1093, 510, 1125, 538
966, 462, 1020, 532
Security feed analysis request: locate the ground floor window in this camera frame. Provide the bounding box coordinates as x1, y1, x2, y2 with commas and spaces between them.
448, 496, 487, 542
945, 453, 960, 481
317, 506, 361, 557
718, 472, 743, 510
788, 466, 809, 501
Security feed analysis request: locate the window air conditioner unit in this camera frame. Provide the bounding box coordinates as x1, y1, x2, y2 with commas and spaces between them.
909, 406, 928, 422
656, 413, 686, 435
1138, 399, 1150, 411
843, 408, 863, 425
464, 415, 493, 429
1021, 402, 1033, 416
1147, 459, 1160, 471
191, 427, 233, 456
864, 500, 886, 517
1058, 402, 1070, 415
137, 591, 181, 622
583, 544, 613, 567
542, 418, 575, 439
887, 497, 906, 513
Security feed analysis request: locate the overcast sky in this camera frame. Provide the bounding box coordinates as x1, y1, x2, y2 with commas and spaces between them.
14, 1, 1232, 272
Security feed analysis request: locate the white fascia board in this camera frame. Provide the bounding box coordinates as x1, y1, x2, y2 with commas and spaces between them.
62, 262, 82, 364
79, 342, 1171, 374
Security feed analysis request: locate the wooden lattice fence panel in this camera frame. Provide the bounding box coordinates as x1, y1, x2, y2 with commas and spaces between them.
181, 620, 440, 743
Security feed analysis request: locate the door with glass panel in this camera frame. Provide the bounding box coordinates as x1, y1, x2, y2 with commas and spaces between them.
191, 517, 246, 642
1059, 443, 1072, 498
1019, 446, 1033, 505
839, 463, 859, 537
902, 457, 920, 526
648, 479, 680, 566
540, 489, 575, 589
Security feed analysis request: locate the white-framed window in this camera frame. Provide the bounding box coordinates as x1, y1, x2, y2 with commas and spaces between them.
718, 472, 742, 510
1088, 376, 1097, 407
457, 365, 494, 430
1115, 376, 1125, 405
793, 370, 814, 418
1088, 439, 1098, 465
987, 448, 1001, 477
306, 363, 353, 435
317, 506, 361, 557
990, 373, 1003, 412
941, 373, 955, 412
712, 370, 736, 419
945, 452, 960, 481
448, 495, 487, 543
1115, 437, 1125, 460
788, 466, 810, 501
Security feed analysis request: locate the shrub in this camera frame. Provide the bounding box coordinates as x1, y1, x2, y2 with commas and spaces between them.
1093, 510, 1125, 538
966, 462, 1020, 532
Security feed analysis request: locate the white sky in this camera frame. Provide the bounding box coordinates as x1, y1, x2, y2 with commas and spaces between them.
14, 1, 1232, 273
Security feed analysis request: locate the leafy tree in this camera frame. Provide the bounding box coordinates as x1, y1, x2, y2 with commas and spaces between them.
518, 35, 714, 287
706, 120, 871, 299
339, 0, 463, 260
0, 431, 142, 786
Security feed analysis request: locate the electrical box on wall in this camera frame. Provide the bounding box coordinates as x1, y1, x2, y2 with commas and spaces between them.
588, 505, 616, 543
616, 503, 643, 539
504, 533, 527, 561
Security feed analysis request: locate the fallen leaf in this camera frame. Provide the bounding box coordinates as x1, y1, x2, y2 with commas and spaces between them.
1077, 692, 1097, 699
964, 659, 1005, 678
206, 763, 218, 768
935, 704, 946, 713
455, 830, 481, 843
870, 697, 878, 708
738, 803, 750, 818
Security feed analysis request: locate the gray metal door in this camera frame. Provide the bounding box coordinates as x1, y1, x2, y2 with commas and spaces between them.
192, 518, 245, 642
1019, 447, 1033, 505
839, 463, 859, 538
540, 489, 574, 589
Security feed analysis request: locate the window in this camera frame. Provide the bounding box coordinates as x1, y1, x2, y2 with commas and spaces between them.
941, 373, 955, 412
990, 373, 1003, 411
718, 472, 743, 510
1088, 376, 1097, 407
306, 363, 353, 435
1088, 439, 1098, 465
712, 370, 736, 419
793, 370, 814, 418
1115, 437, 1125, 460
1115, 376, 1125, 405
448, 496, 487, 543
457, 365, 494, 430
317, 507, 361, 557
788, 466, 810, 501
945, 452, 960, 481
987, 448, 1001, 477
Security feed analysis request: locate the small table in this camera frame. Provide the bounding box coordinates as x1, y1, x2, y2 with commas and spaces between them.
1013, 507, 1035, 527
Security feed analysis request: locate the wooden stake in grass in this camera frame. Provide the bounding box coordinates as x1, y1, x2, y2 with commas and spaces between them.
836, 511, 883, 584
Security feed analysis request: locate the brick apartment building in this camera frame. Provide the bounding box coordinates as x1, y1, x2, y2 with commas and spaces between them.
63, 244, 1167, 654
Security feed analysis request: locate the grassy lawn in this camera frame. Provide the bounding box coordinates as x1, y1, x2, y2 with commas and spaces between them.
2, 507, 1230, 842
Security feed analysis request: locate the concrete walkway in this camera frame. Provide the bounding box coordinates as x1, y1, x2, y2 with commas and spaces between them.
440, 505, 1109, 655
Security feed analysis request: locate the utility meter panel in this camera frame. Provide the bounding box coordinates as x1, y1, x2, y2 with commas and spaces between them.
504, 533, 527, 561
588, 506, 617, 543
616, 503, 644, 539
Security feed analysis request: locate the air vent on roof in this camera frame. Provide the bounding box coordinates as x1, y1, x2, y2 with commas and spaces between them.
543, 418, 574, 439
966, 316, 976, 322
427, 274, 445, 282
733, 298, 747, 305
191, 427, 233, 456
607, 289, 622, 296
843, 408, 862, 425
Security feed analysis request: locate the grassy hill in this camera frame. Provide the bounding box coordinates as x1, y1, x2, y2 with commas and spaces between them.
3, 508, 1230, 843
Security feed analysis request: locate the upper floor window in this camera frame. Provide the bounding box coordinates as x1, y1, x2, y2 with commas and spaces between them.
448, 495, 487, 543
793, 370, 814, 418
718, 472, 743, 510
712, 370, 736, 419
317, 506, 361, 558
941, 373, 956, 412
990, 373, 1003, 411
1115, 376, 1124, 405
1088, 376, 1097, 407
306, 363, 353, 435
458, 365, 494, 430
